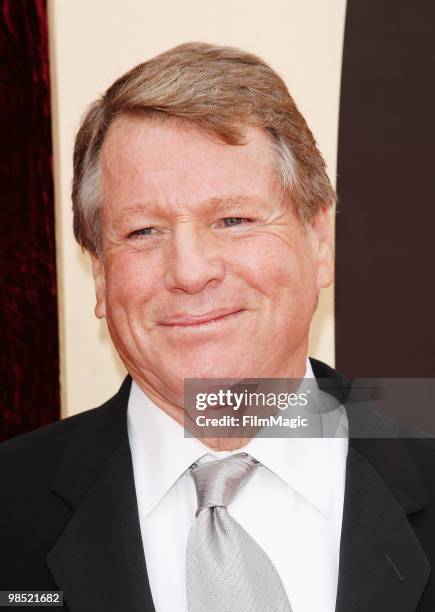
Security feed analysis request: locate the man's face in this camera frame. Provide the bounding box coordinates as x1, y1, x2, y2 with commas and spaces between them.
93, 117, 333, 402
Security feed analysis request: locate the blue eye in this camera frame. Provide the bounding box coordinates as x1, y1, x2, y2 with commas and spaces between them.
129, 227, 154, 238
222, 217, 251, 227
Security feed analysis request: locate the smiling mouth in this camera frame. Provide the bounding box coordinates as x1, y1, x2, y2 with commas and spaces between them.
159, 309, 245, 328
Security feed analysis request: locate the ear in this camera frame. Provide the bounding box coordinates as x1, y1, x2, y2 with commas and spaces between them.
91, 254, 107, 319
309, 206, 334, 290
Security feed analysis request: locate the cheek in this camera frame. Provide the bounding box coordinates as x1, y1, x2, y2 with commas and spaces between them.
104, 252, 161, 314
230, 236, 314, 300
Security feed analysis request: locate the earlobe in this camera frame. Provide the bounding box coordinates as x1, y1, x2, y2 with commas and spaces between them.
91, 255, 107, 319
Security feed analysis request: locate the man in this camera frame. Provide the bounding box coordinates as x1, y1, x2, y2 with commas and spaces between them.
1, 42, 435, 611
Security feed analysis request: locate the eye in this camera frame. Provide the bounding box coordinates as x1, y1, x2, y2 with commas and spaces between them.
128, 227, 155, 238
221, 217, 252, 227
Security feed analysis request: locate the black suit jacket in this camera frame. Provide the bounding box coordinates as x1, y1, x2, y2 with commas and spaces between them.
1, 358, 435, 611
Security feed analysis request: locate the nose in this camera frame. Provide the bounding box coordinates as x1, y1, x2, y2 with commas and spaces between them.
165, 222, 225, 294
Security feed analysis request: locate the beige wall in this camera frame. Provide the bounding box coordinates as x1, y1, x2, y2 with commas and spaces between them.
48, 0, 347, 417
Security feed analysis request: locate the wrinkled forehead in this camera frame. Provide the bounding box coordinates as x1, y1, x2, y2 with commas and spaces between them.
99, 115, 285, 216
100, 113, 277, 170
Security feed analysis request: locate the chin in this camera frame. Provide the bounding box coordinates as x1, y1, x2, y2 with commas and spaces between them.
176, 359, 254, 382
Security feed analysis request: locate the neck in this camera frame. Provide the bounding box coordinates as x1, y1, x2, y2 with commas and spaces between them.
130, 353, 309, 452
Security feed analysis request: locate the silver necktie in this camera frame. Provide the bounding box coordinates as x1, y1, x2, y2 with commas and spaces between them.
186, 453, 293, 612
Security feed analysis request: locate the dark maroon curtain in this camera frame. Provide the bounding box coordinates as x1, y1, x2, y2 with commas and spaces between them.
0, 0, 60, 441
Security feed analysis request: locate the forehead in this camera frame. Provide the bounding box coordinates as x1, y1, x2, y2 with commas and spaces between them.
100, 116, 282, 212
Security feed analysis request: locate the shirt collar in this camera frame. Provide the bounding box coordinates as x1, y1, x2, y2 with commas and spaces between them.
127, 381, 207, 517
127, 358, 347, 519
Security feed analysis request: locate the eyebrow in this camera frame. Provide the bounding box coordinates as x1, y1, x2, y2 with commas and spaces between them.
110, 194, 268, 225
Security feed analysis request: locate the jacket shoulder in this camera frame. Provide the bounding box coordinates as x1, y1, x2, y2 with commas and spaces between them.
0, 407, 100, 488
403, 435, 435, 484
0, 375, 132, 482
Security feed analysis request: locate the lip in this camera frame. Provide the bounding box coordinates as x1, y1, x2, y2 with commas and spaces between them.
159, 308, 245, 327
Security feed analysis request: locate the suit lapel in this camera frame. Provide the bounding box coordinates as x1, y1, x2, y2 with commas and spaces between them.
310, 358, 430, 612
46, 377, 155, 612
335, 444, 429, 612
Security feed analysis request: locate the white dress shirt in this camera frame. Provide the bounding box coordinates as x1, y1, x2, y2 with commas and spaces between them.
127, 360, 349, 612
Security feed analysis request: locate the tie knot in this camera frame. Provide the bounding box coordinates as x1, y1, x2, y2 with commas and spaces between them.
190, 453, 258, 515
